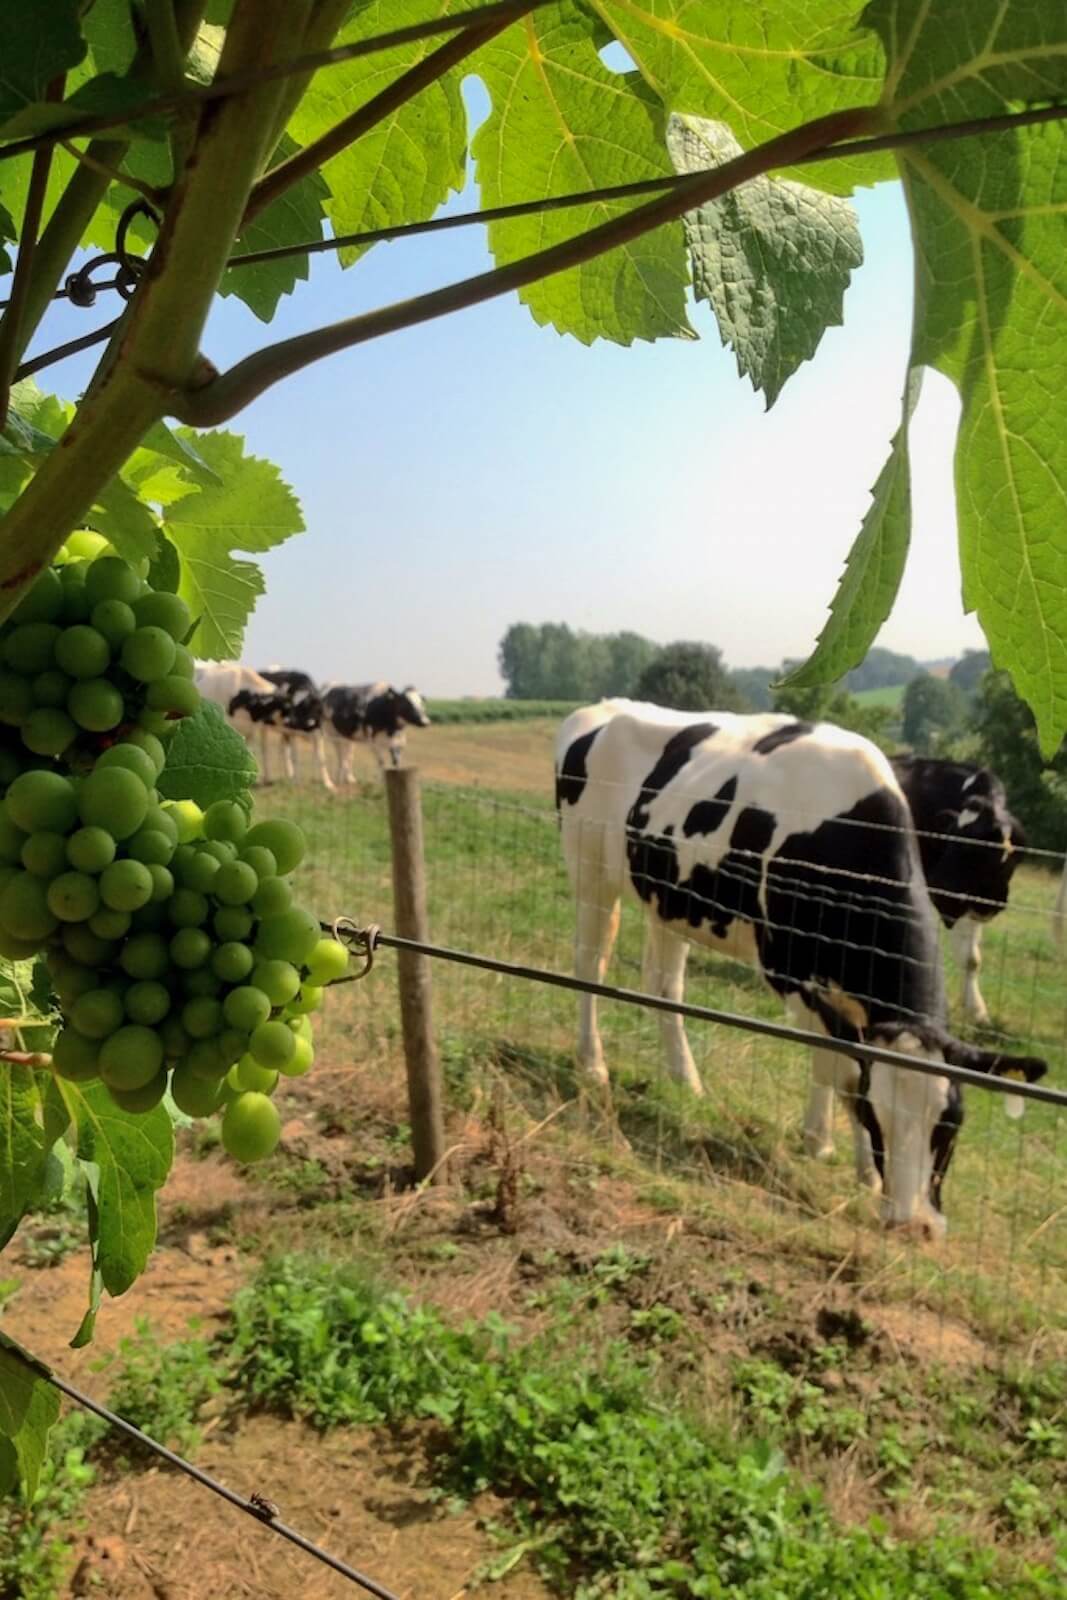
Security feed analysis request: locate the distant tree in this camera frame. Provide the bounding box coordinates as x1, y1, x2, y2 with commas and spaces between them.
498, 622, 661, 699
901, 673, 967, 752
731, 666, 776, 711
970, 671, 1067, 852
635, 642, 744, 711
843, 646, 922, 694
604, 631, 661, 697
948, 649, 992, 697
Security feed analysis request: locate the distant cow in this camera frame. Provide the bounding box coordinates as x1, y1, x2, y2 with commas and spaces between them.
889, 756, 1025, 1023
555, 700, 1045, 1237
315, 683, 430, 788
258, 667, 323, 780
194, 663, 281, 780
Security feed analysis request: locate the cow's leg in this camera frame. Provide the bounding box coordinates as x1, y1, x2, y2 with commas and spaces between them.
257, 727, 272, 785
640, 917, 702, 1095
803, 1049, 837, 1159
574, 886, 620, 1087
338, 740, 356, 785
281, 734, 296, 783
314, 731, 337, 791
951, 916, 988, 1023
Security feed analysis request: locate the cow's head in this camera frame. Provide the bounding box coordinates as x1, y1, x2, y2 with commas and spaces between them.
861, 1026, 1047, 1237
393, 686, 430, 728
925, 793, 1026, 924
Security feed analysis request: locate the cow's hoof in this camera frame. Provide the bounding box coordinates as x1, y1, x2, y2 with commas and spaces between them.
857, 1165, 881, 1193
803, 1133, 834, 1161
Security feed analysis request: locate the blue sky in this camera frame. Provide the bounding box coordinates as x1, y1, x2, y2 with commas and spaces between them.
36, 117, 985, 697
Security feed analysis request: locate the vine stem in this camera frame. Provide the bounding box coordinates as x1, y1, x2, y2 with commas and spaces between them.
0, 78, 63, 427
178, 103, 882, 424
0, 1051, 53, 1068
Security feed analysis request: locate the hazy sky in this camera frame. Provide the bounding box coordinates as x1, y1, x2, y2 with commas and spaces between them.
37, 110, 985, 697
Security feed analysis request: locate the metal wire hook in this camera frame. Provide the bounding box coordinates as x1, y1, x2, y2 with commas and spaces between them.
329, 917, 381, 980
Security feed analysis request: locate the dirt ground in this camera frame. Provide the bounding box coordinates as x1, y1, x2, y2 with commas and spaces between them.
286, 719, 558, 795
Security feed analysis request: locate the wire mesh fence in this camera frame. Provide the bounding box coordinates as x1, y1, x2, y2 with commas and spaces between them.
257, 765, 1067, 1348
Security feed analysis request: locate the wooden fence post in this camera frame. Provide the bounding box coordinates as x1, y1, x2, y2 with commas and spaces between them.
384, 766, 446, 1184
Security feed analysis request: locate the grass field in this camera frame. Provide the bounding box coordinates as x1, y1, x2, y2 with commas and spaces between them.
3, 718, 1065, 1597
852, 683, 907, 709
425, 697, 580, 724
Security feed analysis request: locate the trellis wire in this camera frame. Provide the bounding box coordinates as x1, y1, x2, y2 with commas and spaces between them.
24, 1363, 401, 1600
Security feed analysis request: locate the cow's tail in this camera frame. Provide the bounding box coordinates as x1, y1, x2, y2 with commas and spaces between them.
1052, 861, 1067, 949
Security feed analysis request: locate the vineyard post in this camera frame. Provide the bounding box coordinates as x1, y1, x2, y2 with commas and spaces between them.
384, 766, 447, 1183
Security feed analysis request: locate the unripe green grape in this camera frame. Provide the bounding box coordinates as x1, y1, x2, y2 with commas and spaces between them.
55, 624, 110, 680
52, 1028, 101, 1083
68, 677, 124, 732
21, 831, 68, 879
137, 707, 173, 738
71, 987, 125, 1040
170, 1062, 225, 1117
22, 707, 77, 756
100, 858, 153, 911
187, 1037, 228, 1081
108, 1069, 168, 1114
121, 626, 175, 683
0, 672, 33, 725
133, 590, 192, 639
63, 531, 108, 562
130, 900, 167, 932
0, 810, 27, 866
148, 864, 174, 902
255, 907, 320, 965
239, 845, 276, 880
222, 1092, 281, 1163
218, 1028, 248, 1065
160, 1016, 191, 1059
95, 742, 158, 789
90, 597, 136, 649
277, 1032, 313, 1079
123, 728, 167, 776
214, 905, 253, 942
249, 1019, 297, 1070
6, 770, 77, 833
84, 556, 141, 608
62, 923, 117, 966
126, 828, 174, 866
200, 839, 237, 865
163, 799, 203, 841
78, 766, 149, 839
174, 847, 219, 893
288, 985, 323, 1016
203, 800, 247, 844
89, 906, 131, 940
222, 985, 271, 1032
146, 675, 199, 717
215, 861, 258, 906
251, 958, 300, 1007
171, 643, 195, 679
243, 818, 306, 876
49, 957, 97, 1004
31, 668, 74, 709
58, 564, 91, 623
125, 981, 171, 1025
67, 826, 116, 874
11, 567, 63, 624
0, 926, 43, 959
3, 622, 60, 673
168, 888, 209, 927
231, 1055, 278, 1094
99, 1024, 164, 1090
0, 871, 59, 942
47, 871, 100, 923
305, 938, 350, 985
182, 967, 221, 997
99, 544, 148, 579
212, 940, 254, 983
170, 927, 211, 969
182, 996, 223, 1038
120, 931, 169, 980
142, 804, 179, 845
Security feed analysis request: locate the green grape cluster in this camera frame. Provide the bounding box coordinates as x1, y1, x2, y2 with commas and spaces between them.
0, 540, 347, 1165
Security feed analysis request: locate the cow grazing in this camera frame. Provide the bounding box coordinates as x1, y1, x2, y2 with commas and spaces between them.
194, 663, 282, 780
555, 700, 1046, 1236
258, 667, 323, 780
889, 756, 1026, 1023
315, 683, 430, 788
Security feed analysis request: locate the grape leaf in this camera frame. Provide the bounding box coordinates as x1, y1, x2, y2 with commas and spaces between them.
63, 1080, 172, 1297
288, 0, 467, 269
784, 369, 921, 687
865, 0, 1067, 755
86, 476, 161, 563
473, 5, 692, 345
222, 144, 328, 323
0, 74, 154, 141
141, 422, 224, 489
589, 0, 891, 195
667, 115, 862, 405
157, 701, 258, 808
0, 1, 86, 126
0, 1070, 47, 1252
72, 1173, 103, 1350
146, 533, 182, 596
0, 1337, 60, 1503
164, 431, 305, 658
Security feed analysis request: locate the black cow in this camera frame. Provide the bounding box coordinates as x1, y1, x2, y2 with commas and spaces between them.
556, 700, 1046, 1237
315, 682, 430, 787
890, 756, 1026, 1023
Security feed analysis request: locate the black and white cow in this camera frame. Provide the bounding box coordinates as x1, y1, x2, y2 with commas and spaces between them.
195, 663, 283, 779
889, 756, 1026, 1023
314, 682, 430, 787
258, 667, 324, 780
555, 701, 1046, 1237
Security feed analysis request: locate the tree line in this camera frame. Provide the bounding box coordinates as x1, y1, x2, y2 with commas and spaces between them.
499, 626, 1067, 852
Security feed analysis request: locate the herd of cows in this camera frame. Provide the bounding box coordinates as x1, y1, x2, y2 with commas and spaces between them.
195, 666, 1057, 1239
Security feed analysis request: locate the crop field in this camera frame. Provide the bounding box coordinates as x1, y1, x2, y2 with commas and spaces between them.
3, 720, 1065, 1599
852, 683, 907, 710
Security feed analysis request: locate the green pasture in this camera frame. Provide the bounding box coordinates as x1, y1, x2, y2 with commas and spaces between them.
425, 697, 581, 723
852, 683, 907, 709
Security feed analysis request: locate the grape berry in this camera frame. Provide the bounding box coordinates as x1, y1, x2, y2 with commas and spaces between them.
0, 541, 349, 1164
